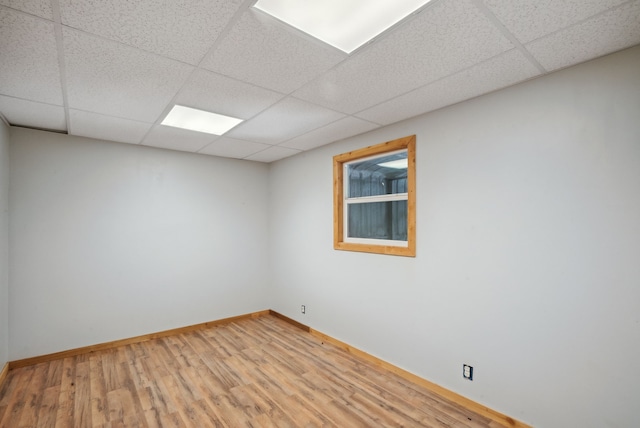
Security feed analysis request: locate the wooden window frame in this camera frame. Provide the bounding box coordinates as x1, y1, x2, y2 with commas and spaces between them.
333, 135, 416, 257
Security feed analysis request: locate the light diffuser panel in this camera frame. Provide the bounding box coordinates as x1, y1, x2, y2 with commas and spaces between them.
253, 0, 432, 53
161, 105, 243, 135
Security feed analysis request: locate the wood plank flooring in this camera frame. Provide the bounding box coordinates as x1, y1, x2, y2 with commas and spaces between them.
0, 315, 504, 427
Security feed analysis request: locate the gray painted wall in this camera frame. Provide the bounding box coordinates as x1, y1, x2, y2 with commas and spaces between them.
9, 129, 270, 359
0, 119, 9, 369
269, 46, 640, 427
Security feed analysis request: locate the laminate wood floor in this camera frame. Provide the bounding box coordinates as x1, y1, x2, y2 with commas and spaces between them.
0, 315, 502, 427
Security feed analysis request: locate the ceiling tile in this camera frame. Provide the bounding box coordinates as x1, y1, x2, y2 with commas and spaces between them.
198, 137, 271, 159
174, 69, 283, 120
141, 124, 216, 153
59, 0, 245, 65
357, 48, 541, 125
0, 96, 66, 131
2, 0, 636, 161
244, 145, 301, 163
63, 28, 193, 123
525, 1, 640, 72
293, 0, 514, 114
280, 116, 380, 151
483, 0, 628, 44
226, 97, 344, 144
201, 9, 347, 94
69, 109, 151, 145
0, 9, 63, 104
0, 0, 52, 19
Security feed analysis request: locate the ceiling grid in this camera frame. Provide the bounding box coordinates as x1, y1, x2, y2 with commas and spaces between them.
0, 0, 638, 162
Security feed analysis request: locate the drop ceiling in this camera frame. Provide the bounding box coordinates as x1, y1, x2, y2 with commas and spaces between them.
1, 0, 639, 163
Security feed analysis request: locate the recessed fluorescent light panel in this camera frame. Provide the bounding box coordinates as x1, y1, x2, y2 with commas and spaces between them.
253, 0, 432, 53
161, 105, 243, 135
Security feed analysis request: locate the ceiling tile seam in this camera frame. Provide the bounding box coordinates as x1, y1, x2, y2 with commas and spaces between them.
139, 137, 214, 154
274, 115, 380, 148
289, 95, 355, 117
345, 47, 529, 120
521, 0, 639, 47
69, 107, 155, 126
59, 25, 197, 68
193, 136, 277, 159
273, 116, 347, 147
65, 106, 155, 125
419, 71, 547, 121
241, 143, 301, 160
469, 0, 547, 74
50, 0, 70, 134
135, 0, 275, 146
0, 4, 52, 21
287, 95, 358, 117
196, 0, 258, 68
194, 137, 238, 155
0, 93, 65, 109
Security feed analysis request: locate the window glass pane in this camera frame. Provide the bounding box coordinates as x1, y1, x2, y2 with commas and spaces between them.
347, 151, 407, 198
347, 200, 408, 241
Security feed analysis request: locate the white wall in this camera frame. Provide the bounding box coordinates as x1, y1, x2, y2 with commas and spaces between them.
9, 129, 270, 360
0, 119, 9, 368
269, 45, 640, 428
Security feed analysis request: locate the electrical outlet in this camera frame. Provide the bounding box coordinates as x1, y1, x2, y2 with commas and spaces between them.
463, 364, 473, 381
301, 305, 306, 314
